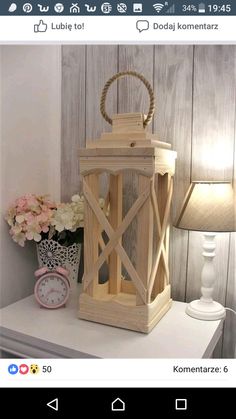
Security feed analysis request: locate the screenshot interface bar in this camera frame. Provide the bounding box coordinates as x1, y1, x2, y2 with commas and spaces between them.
0, 0, 235, 412
0, 1, 235, 41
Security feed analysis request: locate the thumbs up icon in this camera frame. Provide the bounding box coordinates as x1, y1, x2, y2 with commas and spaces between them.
34, 20, 48, 33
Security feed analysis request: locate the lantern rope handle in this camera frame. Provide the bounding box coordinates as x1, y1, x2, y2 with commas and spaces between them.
100, 71, 155, 128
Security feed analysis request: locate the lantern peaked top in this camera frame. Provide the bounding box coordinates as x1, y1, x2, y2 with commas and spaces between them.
79, 71, 176, 177
78, 71, 177, 333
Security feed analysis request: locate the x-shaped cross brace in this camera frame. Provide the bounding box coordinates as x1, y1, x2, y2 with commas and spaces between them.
82, 179, 150, 304
148, 179, 173, 300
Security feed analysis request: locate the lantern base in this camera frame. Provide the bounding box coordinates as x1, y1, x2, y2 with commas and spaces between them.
78, 285, 172, 333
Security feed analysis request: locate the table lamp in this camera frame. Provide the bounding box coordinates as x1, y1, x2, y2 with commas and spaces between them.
175, 181, 235, 320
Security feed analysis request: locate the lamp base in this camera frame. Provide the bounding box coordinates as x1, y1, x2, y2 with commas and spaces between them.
186, 300, 226, 321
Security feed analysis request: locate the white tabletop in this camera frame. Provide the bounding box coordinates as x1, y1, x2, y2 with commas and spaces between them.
0, 286, 223, 358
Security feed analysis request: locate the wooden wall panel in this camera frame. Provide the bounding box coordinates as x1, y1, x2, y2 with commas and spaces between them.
86, 45, 118, 197
191, 46, 235, 182
86, 46, 118, 141
61, 46, 86, 199
154, 45, 193, 301
118, 46, 154, 270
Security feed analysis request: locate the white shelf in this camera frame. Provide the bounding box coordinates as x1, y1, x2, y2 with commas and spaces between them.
0, 286, 223, 358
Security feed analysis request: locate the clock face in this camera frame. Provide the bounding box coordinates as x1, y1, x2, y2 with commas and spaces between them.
34, 272, 70, 309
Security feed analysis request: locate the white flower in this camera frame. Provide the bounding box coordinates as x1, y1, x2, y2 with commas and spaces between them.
10, 225, 26, 246
71, 194, 83, 203
15, 214, 25, 223
12, 231, 26, 247
25, 221, 42, 242
51, 203, 82, 233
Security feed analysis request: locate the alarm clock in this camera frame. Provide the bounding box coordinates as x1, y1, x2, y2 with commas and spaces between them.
34, 266, 70, 309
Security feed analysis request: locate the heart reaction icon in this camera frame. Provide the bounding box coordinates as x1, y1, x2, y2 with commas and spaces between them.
19, 364, 29, 375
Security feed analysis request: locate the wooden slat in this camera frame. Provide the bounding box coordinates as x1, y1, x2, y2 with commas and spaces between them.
86, 139, 170, 150
79, 156, 154, 176
154, 149, 176, 176
150, 180, 169, 279
152, 174, 171, 299
61, 46, 86, 200
118, 45, 154, 276
79, 146, 171, 156
136, 175, 153, 305
186, 47, 235, 322
83, 179, 149, 284
112, 112, 144, 132
98, 234, 109, 264
83, 180, 149, 303
154, 45, 193, 301
148, 179, 173, 301
83, 174, 99, 297
121, 280, 136, 294
109, 174, 122, 294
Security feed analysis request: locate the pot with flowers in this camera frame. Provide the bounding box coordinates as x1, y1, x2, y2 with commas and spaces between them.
5, 193, 85, 285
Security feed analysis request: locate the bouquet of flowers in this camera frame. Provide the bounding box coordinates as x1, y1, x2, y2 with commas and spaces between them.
5, 193, 86, 247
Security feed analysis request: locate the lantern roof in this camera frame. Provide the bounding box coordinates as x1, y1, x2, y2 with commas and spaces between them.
85, 113, 171, 151
78, 113, 177, 177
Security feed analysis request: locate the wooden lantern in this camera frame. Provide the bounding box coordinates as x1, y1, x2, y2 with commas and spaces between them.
78, 71, 177, 333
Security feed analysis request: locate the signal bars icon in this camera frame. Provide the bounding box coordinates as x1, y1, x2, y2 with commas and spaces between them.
153, 3, 165, 13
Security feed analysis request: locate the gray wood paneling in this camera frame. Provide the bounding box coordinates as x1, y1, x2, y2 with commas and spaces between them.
154, 45, 193, 301
61, 45, 236, 358
86, 45, 118, 197
86, 46, 118, 140
191, 46, 235, 182
61, 46, 86, 199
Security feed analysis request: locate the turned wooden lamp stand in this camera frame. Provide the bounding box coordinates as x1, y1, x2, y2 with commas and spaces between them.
78, 71, 177, 333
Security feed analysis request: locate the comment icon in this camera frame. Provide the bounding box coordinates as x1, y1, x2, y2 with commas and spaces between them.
136, 20, 149, 32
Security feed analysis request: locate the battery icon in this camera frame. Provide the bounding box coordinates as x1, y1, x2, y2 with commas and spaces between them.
198, 2, 205, 13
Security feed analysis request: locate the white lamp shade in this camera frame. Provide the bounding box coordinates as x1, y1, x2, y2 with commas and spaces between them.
175, 182, 236, 232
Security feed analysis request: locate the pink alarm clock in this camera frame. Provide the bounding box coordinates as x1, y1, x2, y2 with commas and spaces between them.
34, 266, 70, 309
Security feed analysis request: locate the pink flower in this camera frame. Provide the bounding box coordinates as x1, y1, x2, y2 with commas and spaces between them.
15, 198, 27, 211
25, 213, 34, 223
5, 193, 87, 247
36, 210, 51, 223
5, 193, 56, 246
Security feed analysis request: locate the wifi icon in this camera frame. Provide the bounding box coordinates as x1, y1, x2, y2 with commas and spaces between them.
153, 3, 164, 13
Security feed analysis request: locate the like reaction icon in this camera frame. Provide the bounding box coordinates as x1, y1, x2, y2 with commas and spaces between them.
34, 20, 48, 33
8, 364, 18, 375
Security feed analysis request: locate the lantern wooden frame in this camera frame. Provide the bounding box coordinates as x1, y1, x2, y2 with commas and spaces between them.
78, 72, 177, 333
